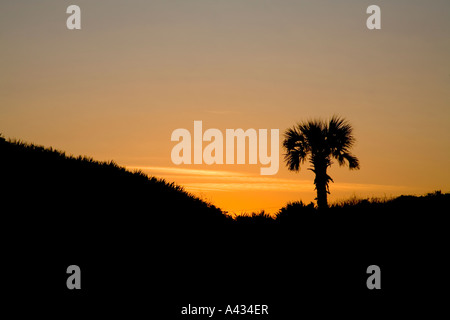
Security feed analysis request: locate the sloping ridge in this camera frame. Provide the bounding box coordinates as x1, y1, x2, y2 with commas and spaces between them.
2, 136, 449, 313
0, 137, 230, 236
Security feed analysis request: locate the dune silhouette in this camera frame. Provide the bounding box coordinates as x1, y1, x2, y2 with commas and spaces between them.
1, 136, 448, 317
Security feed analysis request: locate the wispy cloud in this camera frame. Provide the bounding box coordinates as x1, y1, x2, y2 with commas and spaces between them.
126, 166, 248, 177
126, 166, 407, 193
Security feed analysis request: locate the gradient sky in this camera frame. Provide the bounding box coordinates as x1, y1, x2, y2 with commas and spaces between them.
1, 0, 449, 214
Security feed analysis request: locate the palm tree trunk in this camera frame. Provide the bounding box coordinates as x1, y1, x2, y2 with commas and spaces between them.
316, 180, 328, 210
314, 165, 329, 210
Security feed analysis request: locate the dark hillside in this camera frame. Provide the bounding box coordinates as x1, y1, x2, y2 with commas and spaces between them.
1, 136, 448, 317
0, 137, 229, 227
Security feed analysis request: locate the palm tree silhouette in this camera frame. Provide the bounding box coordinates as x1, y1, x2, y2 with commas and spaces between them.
283, 116, 360, 210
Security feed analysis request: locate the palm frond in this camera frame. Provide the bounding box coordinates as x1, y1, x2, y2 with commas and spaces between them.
327, 115, 359, 169
283, 126, 309, 172
338, 152, 360, 169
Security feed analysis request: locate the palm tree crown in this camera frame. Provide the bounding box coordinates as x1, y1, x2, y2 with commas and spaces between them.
283, 115, 360, 209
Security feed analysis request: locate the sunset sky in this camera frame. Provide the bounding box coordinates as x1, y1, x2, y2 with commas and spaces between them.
1, 1, 449, 214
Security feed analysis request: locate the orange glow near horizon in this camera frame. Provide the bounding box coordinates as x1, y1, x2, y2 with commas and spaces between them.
1, 1, 449, 215
125, 166, 421, 215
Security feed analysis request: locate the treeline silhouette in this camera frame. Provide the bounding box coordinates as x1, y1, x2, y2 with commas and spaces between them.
1, 136, 448, 317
